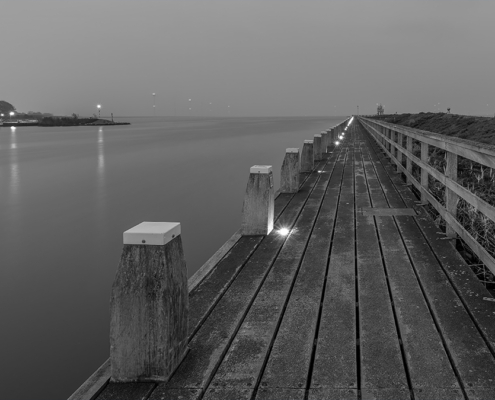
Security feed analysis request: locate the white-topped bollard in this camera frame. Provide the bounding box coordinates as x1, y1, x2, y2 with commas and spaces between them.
321, 131, 328, 153
314, 134, 323, 161
280, 148, 300, 193
110, 222, 188, 382
301, 140, 314, 172
241, 165, 274, 235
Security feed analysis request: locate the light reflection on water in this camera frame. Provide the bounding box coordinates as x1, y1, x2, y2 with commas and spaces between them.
0, 116, 345, 400
9, 129, 19, 204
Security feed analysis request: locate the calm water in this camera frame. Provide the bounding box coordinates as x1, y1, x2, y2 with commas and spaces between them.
0, 116, 344, 400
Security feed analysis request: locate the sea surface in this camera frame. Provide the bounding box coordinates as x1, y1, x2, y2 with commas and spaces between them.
0, 116, 345, 400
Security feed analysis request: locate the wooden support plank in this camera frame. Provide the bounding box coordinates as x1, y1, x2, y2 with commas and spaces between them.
95, 383, 155, 400
406, 135, 413, 185
375, 216, 459, 390
395, 215, 495, 389
256, 388, 305, 400
361, 389, 411, 400
307, 388, 357, 400
311, 141, 357, 390
159, 160, 329, 392
445, 151, 459, 238
206, 151, 343, 391
421, 142, 428, 203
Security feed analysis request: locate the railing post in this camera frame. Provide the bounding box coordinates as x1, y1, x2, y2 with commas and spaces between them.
280, 148, 300, 193
406, 135, 413, 185
314, 134, 322, 161
445, 152, 459, 238
393, 131, 402, 173
241, 165, 274, 235
397, 132, 403, 169
421, 142, 429, 203
301, 140, 314, 172
110, 222, 188, 382
321, 131, 328, 153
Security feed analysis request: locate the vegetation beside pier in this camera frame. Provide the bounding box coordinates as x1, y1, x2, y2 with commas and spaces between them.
370, 113, 495, 292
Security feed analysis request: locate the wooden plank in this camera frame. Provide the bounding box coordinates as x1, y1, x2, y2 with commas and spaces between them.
364, 150, 495, 400
158, 160, 330, 392
258, 175, 342, 388
307, 388, 357, 400
207, 151, 343, 390
361, 144, 389, 208
395, 215, 495, 388
361, 389, 411, 400
414, 388, 464, 400
68, 360, 110, 400
188, 236, 263, 336
255, 388, 305, 400
357, 214, 408, 391
311, 139, 357, 390
355, 124, 409, 394
148, 388, 201, 400
375, 215, 459, 390
95, 383, 155, 400
203, 388, 252, 399
188, 231, 242, 292
358, 208, 416, 216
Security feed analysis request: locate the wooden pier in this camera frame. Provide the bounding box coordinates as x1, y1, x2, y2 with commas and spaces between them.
71, 117, 495, 400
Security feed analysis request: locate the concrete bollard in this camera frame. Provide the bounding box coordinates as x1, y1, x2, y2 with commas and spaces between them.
110, 222, 188, 383
321, 131, 328, 153
301, 140, 314, 172
326, 129, 332, 149
314, 134, 323, 161
280, 148, 300, 193
241, 165, 274, 235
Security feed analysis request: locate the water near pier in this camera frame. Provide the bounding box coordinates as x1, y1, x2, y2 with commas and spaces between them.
0, 116, 343, 400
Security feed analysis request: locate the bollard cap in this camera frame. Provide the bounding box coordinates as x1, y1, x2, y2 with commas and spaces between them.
286, 148, 299, 153
320, 131, 327, 134
314, 134, 322, 138
123, 222, 181, 245
250, 165, 272, 174
304, 140, 313, 144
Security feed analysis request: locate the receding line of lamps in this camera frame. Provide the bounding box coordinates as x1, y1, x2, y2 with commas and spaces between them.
97, 104, 101, 119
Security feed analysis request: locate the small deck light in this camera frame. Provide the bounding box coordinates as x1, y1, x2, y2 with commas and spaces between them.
278, 228, 290, 236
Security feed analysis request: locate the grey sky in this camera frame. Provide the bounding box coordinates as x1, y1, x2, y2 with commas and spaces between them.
2, 1, 494, 117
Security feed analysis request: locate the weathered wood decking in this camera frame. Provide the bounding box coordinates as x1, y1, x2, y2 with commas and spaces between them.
87, 122, 495, 400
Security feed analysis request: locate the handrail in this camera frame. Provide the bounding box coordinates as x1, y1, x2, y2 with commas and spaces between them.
358, 116, 495, 275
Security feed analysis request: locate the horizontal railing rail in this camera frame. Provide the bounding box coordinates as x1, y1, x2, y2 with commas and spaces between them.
358, 116, 495, 275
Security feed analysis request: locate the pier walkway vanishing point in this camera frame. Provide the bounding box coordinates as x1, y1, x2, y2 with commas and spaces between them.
71, 117, 495, 400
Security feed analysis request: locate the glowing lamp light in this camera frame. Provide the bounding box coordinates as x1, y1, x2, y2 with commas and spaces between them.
278, 228, 290, 236
335, 141, 340, 146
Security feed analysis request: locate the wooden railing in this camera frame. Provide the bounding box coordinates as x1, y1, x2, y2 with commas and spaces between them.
358, 116, 495, 274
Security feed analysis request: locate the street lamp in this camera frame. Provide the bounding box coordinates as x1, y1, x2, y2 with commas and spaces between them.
97, 104, 101, 119
9, 111, 15, 121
